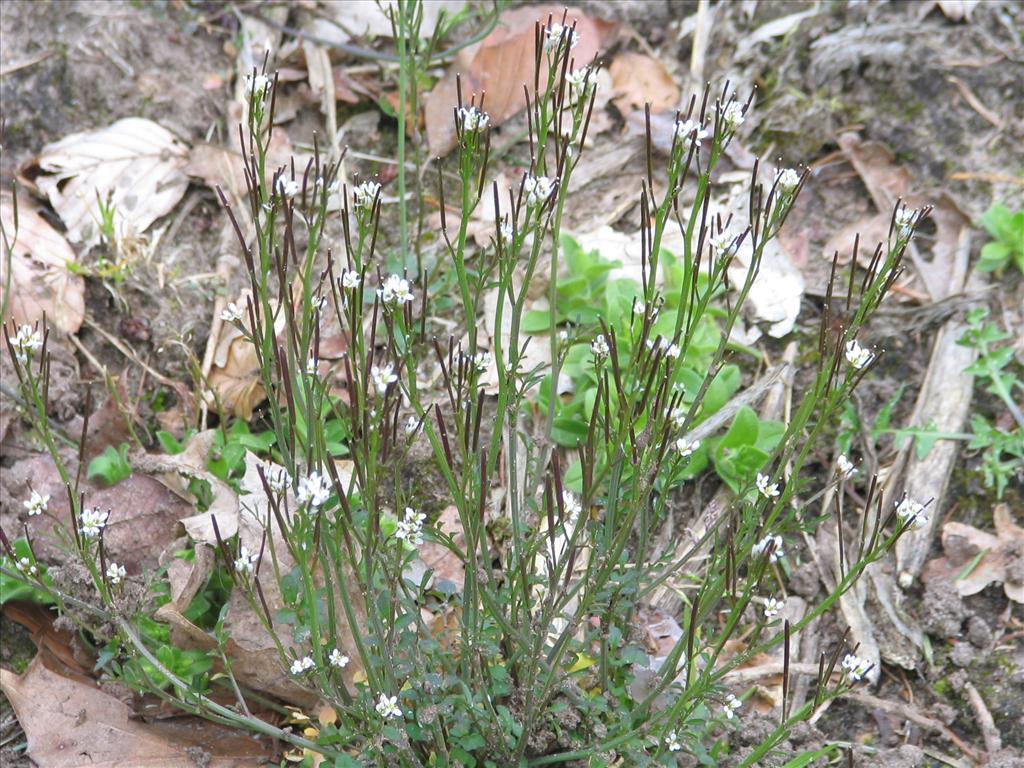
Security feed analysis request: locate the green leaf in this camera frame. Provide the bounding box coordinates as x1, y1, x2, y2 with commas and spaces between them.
522, 310, 552, 334
1, 539, 54, 606
552, 417, 588, 447
721, 406, 759, 449
87, 444, 132, 486
978, 241, 1011, 271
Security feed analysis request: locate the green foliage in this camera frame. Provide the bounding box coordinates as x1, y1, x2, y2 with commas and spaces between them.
0, 538, 54, 606
86, 443, 133, 486
208, 420, 276, 485
977, 203, 1024, 273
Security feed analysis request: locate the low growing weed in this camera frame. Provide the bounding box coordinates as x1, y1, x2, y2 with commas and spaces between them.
2, 12, 941, 768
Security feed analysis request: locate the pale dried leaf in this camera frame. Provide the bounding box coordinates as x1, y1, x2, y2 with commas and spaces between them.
0, 191, 85, 334
609, 52, 679, 115
0, 656, 274, 767
324, 0, 464, 39
940, 504, 1024, 602
29, 118, 189, 247
419, 505, 466, 590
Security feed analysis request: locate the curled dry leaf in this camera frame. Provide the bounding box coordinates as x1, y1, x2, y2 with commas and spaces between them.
937, 503, 1024, 603
424, 5, 617, 156
23, 118, 189, 247
609, 52, 680, 115
0, 656, 276, 767
0, 191, 85, 334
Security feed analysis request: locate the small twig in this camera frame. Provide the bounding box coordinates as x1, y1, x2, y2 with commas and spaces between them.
963, 681, 1001, 756
946, 76, 1005, 131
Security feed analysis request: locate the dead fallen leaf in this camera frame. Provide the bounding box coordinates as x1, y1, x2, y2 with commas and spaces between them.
0, 191, 85, 334
0, 655, 276, 767
609, 52, 679, 115
419, 505, 466, 590
324, 0, 464, 39
424, 5, 618, 156
936, 503, 1024, 602
23, 118, 189, 248
207, 322, 265, 420
922, 0, 980, 22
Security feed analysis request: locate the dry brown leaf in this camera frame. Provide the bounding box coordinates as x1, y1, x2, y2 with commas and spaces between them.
419, 505, 466, 590
24, 118, 189, 247
207, 324, 265, 420
0, 655, 276, 767
937, 503, 1024, 602
0, 191, 85, 334
424, 5, 617, 156
609, 52, 679, 115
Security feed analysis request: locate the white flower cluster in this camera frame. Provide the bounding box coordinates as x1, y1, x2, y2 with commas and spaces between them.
276, 176, 299, 199
722, 693, 742, 720
842, 653, 872, 683
756, 472, 780, 499
498, 219, 514, 246
895, 496, 929, 530
11, 325, 42, 365
562, 491, 582, 527
352, 180, 381, 211
290, 655, 316, 676
665, 729, 683, 752
844, 339, 873, 370
404, 415, 420, 435
457, 105, 489, 132
379, 274, 414, 306
471, 351, 492, 373
753, 533, 784, 563
709, 232, 734, 256
338, 268, 362, 290
544, 23, 579, 52
245, 73, 271, 101
676, 437, 700, 458
764, 596, 785, 620
775, 168, 801, 192
895, 207, 918, 237
106, 562, 126, 585
670, 408, 687, 430
675, 118, 709, 148
329, 648, 350, 669
297, 471, 331, 509
234, 545, 258, 574
523, 175, 555, 207
376, 693, 402, 719
395, 507, 426, 547
646, 336, 681, 359
14, 557, 37, 577
591, 334, 610, 359
837, 454, 857, 479
371, 363, 398, 395
23, 490, 49, 517
306, 357, 319, 376
718, 101, 745, 130
266, 465, 291, 494
566, 67, 598, 105
219, 302, 243, 323
79, 507, 109, 539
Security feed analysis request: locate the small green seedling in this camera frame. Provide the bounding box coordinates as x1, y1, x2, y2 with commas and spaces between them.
977, 203, 1024, 273
87, 443, 133, 486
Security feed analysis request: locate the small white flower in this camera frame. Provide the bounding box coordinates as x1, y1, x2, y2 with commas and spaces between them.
312, 296, 328, 314
234, 545, 258, 574
591, 334, 610, 359
562, 492, 582, 526
472, 352, 492, 373
837, 454, 857, 479
670, 408, 687, 430
265, 465, 291, 494
328, 648, 350, 669
457, 105, 489, 133
79, 507, 109, 539
566, 67, 598, 105
718, 101, 745, 129
378, 274, 414, 305
14, 557, 37, 577
245, 73, 271, 100
775, 168, 801, 192
646, 336, 680, 359
523, 175, 555, 207
11, 324, 43, 365
219, 302, 243, 323
338, 269, 361, 290
404, 415, 420, 434
376, 693, 402, 719
498, 219, 514, 246
105, 562, 126, 585
326, 179, 340, 195
290, 656, 316, 676
305, 357, 319, 376
352, 180, 381, 211
23, 490, 49, 517
710, 232, 734, 255
764, 596, 784, 620
895, 207, 917, 236
842, 653, 872, 683
276, 176, 300, 199
545, 23, 579, 52
753, 534, 785, 563
895, 496, 929, 530
371, 363, 398, 395
844, 339, 873, 370
676, 436, 700, 458
723, 693, 742, 720
395, 507, 426, 547
756, 472, 780, 499
675, 118, 710, 148
665, 729, 682, 752
297, 471, 331, 509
